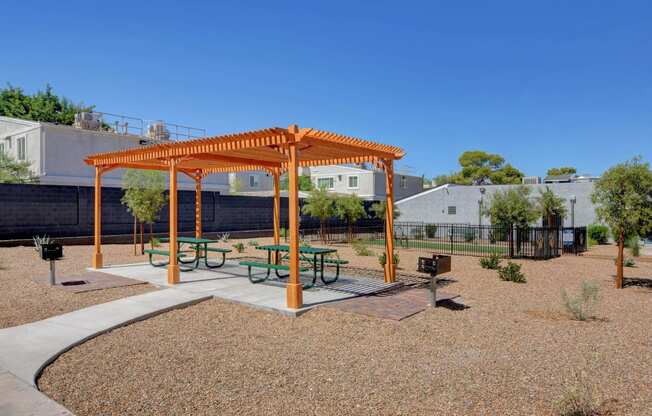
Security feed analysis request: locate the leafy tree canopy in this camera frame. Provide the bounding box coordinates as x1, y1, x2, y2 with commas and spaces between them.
280, 174, 314, 191
536, 186, 567, 226
591, 157, 652, 241
369, 200, 401, 221
547, 167, 577, 176
0, 84, 93, 125
433, 150, 524, 185
301, 187, 335, 220
484, 186, 538, 228
0, 152, 36, 183
334, 194, 366, 224
121, 169, 168, 224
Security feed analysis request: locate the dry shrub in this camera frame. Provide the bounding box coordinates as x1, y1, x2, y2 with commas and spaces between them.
561, 280, 601, 321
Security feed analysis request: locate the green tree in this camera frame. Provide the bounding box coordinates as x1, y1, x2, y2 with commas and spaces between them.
369, 200, 401, 221
301, 187, 335, 243
547, 167, 577, 177
334, 194, 366, 242
0, 152, 36, 183
121, 169, 168, 254
280, 174, 313, 191
591, 157, 652, 288
433, 150, 524, 185
0, 84, 92, 124
484, 186, 538, 229
536, 186, 567, 227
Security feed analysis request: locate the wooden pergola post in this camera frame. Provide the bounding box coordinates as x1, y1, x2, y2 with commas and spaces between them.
92, 166, 103, 269
286, 127, 303, 309
384, 159, 396, 283
168, 158, 180, 284
194, 171, 202, 239
272, 168, 281, 263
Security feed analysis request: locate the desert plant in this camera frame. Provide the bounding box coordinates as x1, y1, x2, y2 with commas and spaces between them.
248, 240, 259, 247
586, 224, 609, 245
218, 233, 230, 243
498, 261, 526, 283
425, 224, 437, 238
561, 280, 601, 321
616, 257, 636, 267
32, 235, 52, 252
480, 253, 502, 270
625, 235, 640, 257
351, 239, 372, 256
378, 252, 400, 268
232, 242, 245, 253
149, 237, 161, 249
554, 370, 598, 416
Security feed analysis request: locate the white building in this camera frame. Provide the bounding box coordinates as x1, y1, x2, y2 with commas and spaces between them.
228, 171, 274, 193
309, 165, 423, 201
0, 116, 229, 192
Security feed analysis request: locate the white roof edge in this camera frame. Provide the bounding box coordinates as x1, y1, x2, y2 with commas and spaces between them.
396, 184, 450, 204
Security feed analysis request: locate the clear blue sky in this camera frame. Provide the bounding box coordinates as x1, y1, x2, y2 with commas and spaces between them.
2, 0, 650, 178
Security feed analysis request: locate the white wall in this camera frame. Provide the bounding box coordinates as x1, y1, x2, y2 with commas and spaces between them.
228, 171, 274, 193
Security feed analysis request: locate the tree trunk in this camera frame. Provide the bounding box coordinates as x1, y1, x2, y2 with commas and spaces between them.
616, 230, 624, 289
140, 222, 145, 255
133, 217, 137, 255
149, 223, 153, 249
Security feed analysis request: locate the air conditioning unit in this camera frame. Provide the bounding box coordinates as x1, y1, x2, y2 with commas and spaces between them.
74, 112, 101, 130
522, 176, 541, 185
146, 121, 170, 141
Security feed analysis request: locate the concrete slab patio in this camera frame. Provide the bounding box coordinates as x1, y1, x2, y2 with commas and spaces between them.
97, 260, 402, 316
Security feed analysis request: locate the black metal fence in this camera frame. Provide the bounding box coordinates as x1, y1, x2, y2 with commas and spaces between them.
291, 221, 587, 260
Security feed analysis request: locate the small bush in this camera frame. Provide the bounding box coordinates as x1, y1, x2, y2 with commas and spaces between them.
554, 371, 598, 416
480, 253, 502, 270
425, 224, 437, 238
232, 242, 245, 253
561, 280, 601, 321
587, 237, 597, 248
498, 262, 526, 283
351, 239, 372, 256
587, 224, 609, 245
464, 228, 476, 242
218, 232, 230, 243
248, 240, 259, 247
378, 252, 400, 268
626, 236, 640, 257
615, 257, 636, 267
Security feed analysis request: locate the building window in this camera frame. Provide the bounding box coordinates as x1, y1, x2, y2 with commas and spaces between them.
317, 177, 334, 189
400, 176, 407, 188
249, 174, 259, 188
448, 206, 456, 215
17, 136, 26, 161
347, 175, 359, 188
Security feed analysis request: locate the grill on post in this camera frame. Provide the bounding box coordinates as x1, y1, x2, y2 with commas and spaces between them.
39, 243, 63, 285
418, 254, 451, 307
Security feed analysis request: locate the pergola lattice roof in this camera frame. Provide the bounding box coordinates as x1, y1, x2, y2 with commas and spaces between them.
84, 126, 404, 173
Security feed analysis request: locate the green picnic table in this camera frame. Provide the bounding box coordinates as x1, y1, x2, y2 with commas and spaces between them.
245, 244, 348, 289
157, 236, 232, 270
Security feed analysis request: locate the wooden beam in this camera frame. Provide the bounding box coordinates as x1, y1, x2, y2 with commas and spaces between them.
92, 166, 103, 269
384, 159, 396, 283
286, 138, 303, 309
185, 153, 283, 168
168, 158, 180, 284
272, 168, 281, 263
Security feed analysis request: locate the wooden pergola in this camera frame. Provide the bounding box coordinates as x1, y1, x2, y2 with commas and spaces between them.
85, 124, 404, 309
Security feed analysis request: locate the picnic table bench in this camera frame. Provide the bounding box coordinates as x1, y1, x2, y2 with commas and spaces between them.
240, 244, 348, 289
160, 237, 232, 269
144, 249, 189, 268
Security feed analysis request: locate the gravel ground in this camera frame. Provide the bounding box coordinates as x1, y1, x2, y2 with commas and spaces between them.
38, 239, 652, 415
0, 244, 157, 328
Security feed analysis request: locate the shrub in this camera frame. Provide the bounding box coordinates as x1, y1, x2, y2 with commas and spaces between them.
232, 242, 245, 253
498, 262, 526, 283
480, 253, 502, 270
561, 280, 601, 321
554, 371, 597, 416
248, 240, 259, 247
378, 252, 400, 268
587, 224, 609, 245
587, 237, 597, 248
626, 235, 640, 257
425, 224, 438, 238
218, 232, 230, 243
464, 228, 476, 242
351, 239, 372, 256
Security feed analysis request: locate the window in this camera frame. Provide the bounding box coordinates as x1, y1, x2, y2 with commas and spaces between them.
17, 136, 26, 161
347, 175, 359, 188
400, 176, 407, 188
317, 177, 334, 189
248, 174, 259, 188
448, 206, 456, 215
